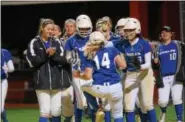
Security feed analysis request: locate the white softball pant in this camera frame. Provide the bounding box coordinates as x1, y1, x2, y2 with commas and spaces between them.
61, 86, 74, 117
1, 79, 8, 112
158, 75, 183, 107
72, 77, 92, 109
36, 90, 62, 117
82, 82, 123, 119
124, 69, 155, 112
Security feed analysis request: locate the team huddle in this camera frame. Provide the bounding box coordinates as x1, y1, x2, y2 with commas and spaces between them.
1, 14, 185, 122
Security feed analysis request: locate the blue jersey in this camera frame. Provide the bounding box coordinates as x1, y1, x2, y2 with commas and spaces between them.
122, 38, 151, 71
158, 41, 178, 76
87, 47, 121, 85
108, 33, 121, 42
1, 49, 13, 79
64, 34, 89, 72
43, 40, 51, 49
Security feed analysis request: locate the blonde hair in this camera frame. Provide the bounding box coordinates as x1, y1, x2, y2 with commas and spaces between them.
38, 18, 54, 35
101, 16, 112, 30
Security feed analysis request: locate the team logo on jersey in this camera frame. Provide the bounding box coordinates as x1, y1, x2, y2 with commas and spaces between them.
159, 49, 176, 55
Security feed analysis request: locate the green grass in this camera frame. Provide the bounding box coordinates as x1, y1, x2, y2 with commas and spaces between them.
4, 105, 184, 122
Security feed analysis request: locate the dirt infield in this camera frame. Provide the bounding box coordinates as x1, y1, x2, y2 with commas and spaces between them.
5, 103, 38, 108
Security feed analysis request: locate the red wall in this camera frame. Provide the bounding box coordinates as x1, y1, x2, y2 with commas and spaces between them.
161, 1, 181, 40
130, 1, 181, 40
129, 1, 148, 37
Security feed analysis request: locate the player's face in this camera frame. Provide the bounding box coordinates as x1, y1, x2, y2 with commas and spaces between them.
65, 23, 76, 36
117, 26, 125, 37
53, 25, 61, 38
42, 24, 54, 39
124, 29, 136, 41
160, 30, 172, 42
78, 28, 91, 37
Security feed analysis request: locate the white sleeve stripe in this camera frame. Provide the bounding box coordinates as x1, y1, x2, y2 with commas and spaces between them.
26, 56, 33, 68
30, 39, 36, 56
57, 40, 64, 56
60, 46, 64, 56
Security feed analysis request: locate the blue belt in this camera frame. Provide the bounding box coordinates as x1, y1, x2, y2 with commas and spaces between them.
93, 81, 119, 86
162, 73, 175, 77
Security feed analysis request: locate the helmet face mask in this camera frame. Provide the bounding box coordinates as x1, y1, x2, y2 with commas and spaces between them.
76, 14, 92, 38
78, 27, 92, 38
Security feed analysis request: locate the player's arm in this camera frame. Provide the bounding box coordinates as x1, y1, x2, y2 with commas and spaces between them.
26, 39, 48, 67
140, 52, 152, 70
50, 40, 68, 65
79, 67, 93, 80
140, 41, 153, 70
4, 50, 15, 73
79, 60, 93, 80
65, 38, 80, 65
115, 54, 127, 70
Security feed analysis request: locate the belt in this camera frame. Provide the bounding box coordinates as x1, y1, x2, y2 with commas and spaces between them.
93, 81, 119, 86
162, 73, 175, 77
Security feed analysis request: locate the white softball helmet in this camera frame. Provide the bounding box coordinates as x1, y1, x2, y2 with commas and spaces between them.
76, 14, 93, 38
115, 18, 128, 30
89, 31, 106, 46
124, 17, 141, 34
115, 18, 128, 36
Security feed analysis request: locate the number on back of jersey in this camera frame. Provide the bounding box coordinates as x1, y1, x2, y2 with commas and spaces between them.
94, 52, 110, 69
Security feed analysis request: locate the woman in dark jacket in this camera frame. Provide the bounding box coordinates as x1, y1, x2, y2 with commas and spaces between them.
26, 18, 67, 122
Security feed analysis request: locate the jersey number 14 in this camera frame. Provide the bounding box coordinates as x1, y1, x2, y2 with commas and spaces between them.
94, 52, 110, 69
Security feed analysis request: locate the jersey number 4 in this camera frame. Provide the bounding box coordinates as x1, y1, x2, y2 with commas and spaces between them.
94, 52, 110, 69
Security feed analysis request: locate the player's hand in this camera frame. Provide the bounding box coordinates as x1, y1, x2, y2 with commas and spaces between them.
46, 47, 56, 56
73, 70, 80, 78
124, 87, 131, 93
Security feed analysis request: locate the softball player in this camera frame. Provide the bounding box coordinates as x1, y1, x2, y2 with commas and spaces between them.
52, 23, 75, 122
81, 31, 127, 122
53, 24, 62, 39
115, 18, 128, 39
26, 18, 66, 122
154, 26, 184, 122
60, 19, 77, 122
1, 48, 15, 122
122, 18, 157, 122
95, 17, 122, 122
65, 14, 98, 122
62, 19, 77, 41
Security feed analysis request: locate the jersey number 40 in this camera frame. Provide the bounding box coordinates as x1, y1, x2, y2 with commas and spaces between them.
94, 52, 110, 69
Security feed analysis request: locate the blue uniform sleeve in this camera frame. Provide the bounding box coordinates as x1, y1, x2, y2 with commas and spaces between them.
143, 41, 152, 54
84, 58, 94, 68
111, 47, 120, 58
2, 49, 12, 62
64, 38, 74, 51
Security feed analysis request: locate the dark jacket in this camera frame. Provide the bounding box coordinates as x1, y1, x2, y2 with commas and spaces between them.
26, 36, 69, 90
174, 41, 185, 84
